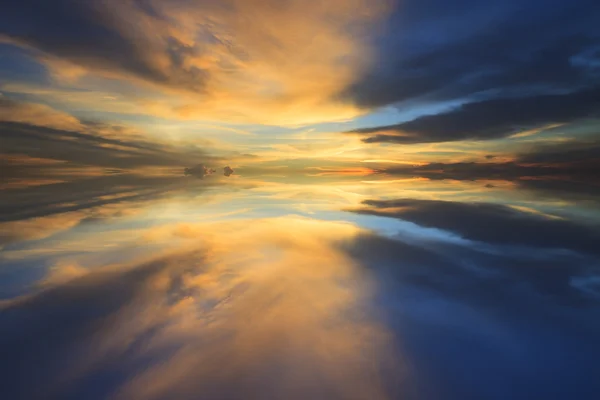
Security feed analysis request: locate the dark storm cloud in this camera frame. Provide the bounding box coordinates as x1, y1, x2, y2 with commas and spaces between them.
381, 159, 600, 183
378, 156, 600, 207
376, 133, 600, 204
517, 136, 600, 166
382, 161, 548, 180
342, 0, 600, 147
0, 0, 207, 92
351, 198, 600, 256
344, 0, 600, 109
347, 88, 600, 143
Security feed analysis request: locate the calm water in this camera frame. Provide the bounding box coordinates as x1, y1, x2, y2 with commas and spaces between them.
1, 171, 599, 399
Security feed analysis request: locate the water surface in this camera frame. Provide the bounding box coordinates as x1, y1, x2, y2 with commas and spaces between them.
1, 171, 598, 399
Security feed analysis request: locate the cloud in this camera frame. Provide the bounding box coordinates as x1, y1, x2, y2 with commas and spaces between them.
343, 0, 600, 109
0, 99, 222, 178
379, 160, 600, 183
347, 88, 600, 143
1, 0, 390, 125
2, 0, 599, 128
373, 153, 600, 209
0, 97, 83, 131
373, 134, 600, 202
516, 136, 600, 166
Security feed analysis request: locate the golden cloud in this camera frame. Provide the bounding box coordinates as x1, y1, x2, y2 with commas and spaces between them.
0, 96, 83, 131
6, 0, 392, 125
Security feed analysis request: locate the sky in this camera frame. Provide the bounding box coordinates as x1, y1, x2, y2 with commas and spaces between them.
1, 0, 599, 176
1, 1, 600, 399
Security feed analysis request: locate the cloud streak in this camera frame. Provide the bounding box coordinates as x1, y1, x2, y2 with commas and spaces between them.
348, 88, 600, 143
0, 99, 225, 188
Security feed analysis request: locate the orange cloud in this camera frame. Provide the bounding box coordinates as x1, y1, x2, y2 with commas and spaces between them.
0, 96, 83, 131
4, 0, 392, 125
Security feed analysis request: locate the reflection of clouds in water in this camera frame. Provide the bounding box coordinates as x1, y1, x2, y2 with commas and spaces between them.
0, 177, 227, 298
351, 198, 600, 256
0, 172, 229, 252
0, 212, 89, 246
338, 231, 600, 399
1, 181, 600, 399
0, 174, 204, 223
0, 217, 398, 400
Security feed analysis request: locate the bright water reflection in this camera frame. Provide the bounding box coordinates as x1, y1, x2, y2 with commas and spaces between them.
1, 172, 599, 399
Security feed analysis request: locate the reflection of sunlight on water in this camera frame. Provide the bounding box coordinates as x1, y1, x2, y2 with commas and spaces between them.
3, 216, 400, 399
2, 175, 599, 399
116, 217, 396, 399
